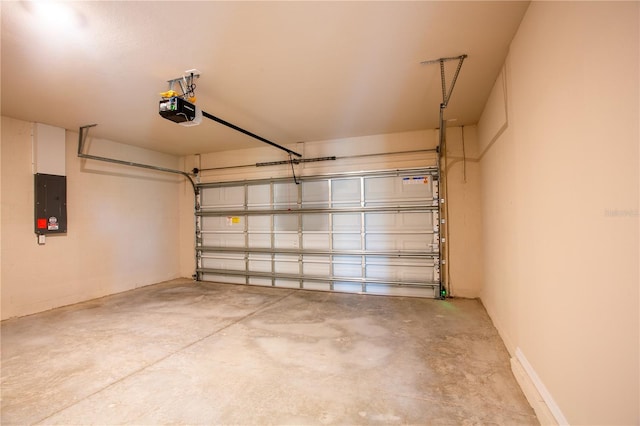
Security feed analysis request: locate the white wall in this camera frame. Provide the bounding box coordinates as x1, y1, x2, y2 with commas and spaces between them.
0, 118, 3, 315
179, 128, 483, 298
445, 126, 483, 297
0, 117, 183, 319
477, 2, 639, 424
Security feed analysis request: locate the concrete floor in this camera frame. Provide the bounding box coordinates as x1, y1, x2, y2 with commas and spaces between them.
1, 278, 538, 425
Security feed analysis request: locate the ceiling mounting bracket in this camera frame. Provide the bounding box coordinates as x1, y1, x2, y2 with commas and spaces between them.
420, 54, 467, 108
164, 70, 201, 102
419, 53, 467, 140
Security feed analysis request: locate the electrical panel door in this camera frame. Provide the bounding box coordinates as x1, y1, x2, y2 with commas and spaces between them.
34, 174, 67, 234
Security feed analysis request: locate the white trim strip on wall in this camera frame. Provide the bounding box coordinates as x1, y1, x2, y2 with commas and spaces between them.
515, 347, 569, 426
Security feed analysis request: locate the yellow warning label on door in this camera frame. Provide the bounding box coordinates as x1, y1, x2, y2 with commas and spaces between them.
226, 216, 241, 225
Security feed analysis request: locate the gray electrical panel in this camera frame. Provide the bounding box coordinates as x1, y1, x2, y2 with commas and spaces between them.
34, 174, 67, 234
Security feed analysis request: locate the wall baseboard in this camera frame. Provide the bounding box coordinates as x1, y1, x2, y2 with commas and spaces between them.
511, 348, 569, 426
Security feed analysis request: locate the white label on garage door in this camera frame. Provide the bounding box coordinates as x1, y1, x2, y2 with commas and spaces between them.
402, 176, 429, 185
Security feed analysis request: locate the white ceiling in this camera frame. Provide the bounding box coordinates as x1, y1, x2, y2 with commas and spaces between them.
1, 1, 529, 156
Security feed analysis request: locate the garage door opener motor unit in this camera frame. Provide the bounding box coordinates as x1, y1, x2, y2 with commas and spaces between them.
158, 70, 301, 158
159, 96, 201, 125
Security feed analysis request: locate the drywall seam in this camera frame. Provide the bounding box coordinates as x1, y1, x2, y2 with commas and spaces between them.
515, 347, 569, 425
478, 65, 510, 161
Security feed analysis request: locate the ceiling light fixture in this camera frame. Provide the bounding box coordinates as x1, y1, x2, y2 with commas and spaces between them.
23, 1, 84, 29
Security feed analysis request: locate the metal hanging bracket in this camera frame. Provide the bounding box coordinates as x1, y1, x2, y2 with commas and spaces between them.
77, 124, 199, 202
421, 54, 467, 108
162, 70, 201, 102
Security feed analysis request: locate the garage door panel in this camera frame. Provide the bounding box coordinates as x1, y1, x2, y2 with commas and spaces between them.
248, 277, 272, 286
366, 284, 437, 298
302, 181, 329, 205
333, 234, 361, 250
364, 175, 432, 203
365, 233, 432, 251
274, 234, 299, 249
248, 234, 270, 248
333, 282, 363, 293
365, 264, 434, 282
248, 216, 270, 231
332, 179, 361, 204
201, 233, 245, 247
365, 212, 433, 231
302, 214, 329, 231
333, 262, 362, 278
203, 274, 245, 284
201, 186, 245, 208
248, 259, 271, 273
303, 281, 331, 291
202, 216, 247, 231
303, 263, 330, 276
274, 279, 300, 289
196, 168, 440, 298
273, 182, 298, 207
247, 184, 270, 207
302, 233, 329, 249
274, 255, 298, 275
201, 256, 244, 271
333, 214, 360, 230
274, 215, 298, 231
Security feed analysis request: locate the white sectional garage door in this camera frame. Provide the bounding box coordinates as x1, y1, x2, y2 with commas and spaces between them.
195, 168, 441, 297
